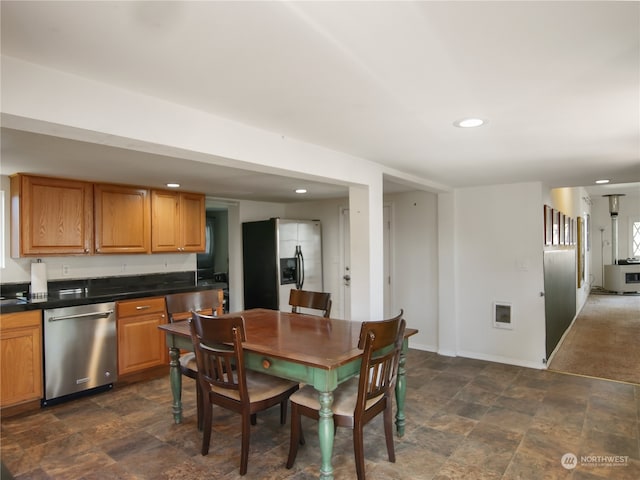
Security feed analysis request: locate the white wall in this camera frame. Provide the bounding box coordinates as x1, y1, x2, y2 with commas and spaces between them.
384, 190, 438, 352
454, 182, 547, 369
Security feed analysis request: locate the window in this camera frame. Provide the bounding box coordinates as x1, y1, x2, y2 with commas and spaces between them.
632, 218, 640, 258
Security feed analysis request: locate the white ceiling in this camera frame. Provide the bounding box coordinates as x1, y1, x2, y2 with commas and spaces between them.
1, 1, 639, 201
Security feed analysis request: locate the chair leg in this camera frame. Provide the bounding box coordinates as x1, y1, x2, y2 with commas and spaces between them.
383, 401, 396, 463
280, 399, 288, 425
240, 413, 251, 475
201, 401, 213, 456
286, 405, 303, 469
250, 413, 257, 425
196, 381, 203, 431
353, 421, 366, 480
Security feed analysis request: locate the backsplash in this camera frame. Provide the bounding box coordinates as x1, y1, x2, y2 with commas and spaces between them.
0, 251, 198, 285
1, 271, 197, 299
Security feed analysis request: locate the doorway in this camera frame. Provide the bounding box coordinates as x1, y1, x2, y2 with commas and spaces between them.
197, 208, 230, 310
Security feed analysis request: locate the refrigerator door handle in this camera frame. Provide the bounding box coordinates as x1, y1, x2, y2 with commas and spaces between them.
296, 245, 305, 289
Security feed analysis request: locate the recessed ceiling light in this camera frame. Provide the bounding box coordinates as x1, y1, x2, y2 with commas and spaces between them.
295, 188, 307, 194
595, 179, 610, 185
166, 183, 180, 188
453, 117, 486, 128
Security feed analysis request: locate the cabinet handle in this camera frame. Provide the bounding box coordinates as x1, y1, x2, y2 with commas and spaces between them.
135, 305, 151, 310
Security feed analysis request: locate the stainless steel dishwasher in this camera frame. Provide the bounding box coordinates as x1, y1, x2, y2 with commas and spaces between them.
43, 302, 117, 405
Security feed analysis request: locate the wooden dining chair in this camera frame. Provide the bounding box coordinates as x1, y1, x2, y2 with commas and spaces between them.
165, 289, 224, 430
286, 310, 406, 480
189, 311, 300, 476
288, 289, 332, 317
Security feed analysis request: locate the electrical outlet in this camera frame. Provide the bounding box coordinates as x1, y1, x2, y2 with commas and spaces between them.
62, 265, 70, 276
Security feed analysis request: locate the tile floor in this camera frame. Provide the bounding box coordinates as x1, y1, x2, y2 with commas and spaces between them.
1, 349, 639, 479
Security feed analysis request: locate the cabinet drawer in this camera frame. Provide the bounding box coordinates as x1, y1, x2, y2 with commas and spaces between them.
117, 297, 166, 318
0, 310, 42, 329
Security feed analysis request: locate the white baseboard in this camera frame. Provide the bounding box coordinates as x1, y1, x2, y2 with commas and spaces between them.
407, 342, 437, 353
409, 344, 547, 370
455, 349, 546, 370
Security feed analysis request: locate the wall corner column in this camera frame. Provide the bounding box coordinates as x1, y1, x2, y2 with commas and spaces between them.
348, 178, 384, 320
437, 191, 457, 356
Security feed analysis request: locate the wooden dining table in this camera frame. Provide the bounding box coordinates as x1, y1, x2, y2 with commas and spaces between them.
159, 308, 418, 480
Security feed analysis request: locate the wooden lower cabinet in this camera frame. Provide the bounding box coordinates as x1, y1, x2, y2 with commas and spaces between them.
117, 297, 168, 376
0, 310, 43, 408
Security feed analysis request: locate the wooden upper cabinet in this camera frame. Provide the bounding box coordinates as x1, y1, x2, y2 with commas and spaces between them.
94, 183, 151, 254
151, 190, 205, 253
10, 174, 93, 257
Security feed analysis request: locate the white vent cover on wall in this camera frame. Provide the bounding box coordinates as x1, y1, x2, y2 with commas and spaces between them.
493, 302, 513, 329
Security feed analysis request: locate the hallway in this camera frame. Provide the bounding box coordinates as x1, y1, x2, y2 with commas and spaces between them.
548, 293, 640, 385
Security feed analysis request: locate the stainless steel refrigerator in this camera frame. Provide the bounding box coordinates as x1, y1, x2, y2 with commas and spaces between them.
242, 218, 323, 311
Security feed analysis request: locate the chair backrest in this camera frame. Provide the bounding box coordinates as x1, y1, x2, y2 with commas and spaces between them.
165, 289, 224, 322
355, 309, 406, 416
289, 289, 332, 317
189, 311, 248, 402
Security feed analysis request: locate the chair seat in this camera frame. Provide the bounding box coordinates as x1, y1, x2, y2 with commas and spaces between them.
211, 370, 299, 403
179, 352, 197, 373
290, 379, 384, 417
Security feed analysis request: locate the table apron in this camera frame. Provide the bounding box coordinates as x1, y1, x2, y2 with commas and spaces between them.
245, 353, 361, 391
164, 332, 362, 392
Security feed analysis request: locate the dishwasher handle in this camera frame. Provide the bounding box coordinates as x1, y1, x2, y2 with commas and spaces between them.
48, 310, 114, 322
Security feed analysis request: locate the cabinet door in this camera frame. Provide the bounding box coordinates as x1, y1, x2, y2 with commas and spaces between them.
179, 192, 205, 252
0, 311, 43, 407
151, 190, 181, 252
116, 298, 167, 376
151, 190, 205, 253
95, 184, 150, 254
11, 174, 93, 256
117, 314, 167, 375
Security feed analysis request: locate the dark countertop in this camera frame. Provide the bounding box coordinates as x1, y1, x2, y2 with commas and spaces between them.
0, 272, 228, 314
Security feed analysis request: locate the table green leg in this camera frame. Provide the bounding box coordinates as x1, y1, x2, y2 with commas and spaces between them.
168, 346, 183, 424
318, 391, 335, 480
395, 340, 408, 436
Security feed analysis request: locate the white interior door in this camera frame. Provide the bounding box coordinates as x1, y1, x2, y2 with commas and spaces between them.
340, 206, 392, 320
383, 205, 392, 317
341, 207, 351, 319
